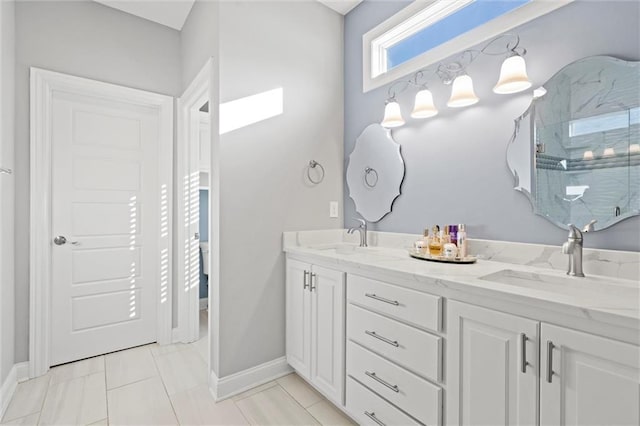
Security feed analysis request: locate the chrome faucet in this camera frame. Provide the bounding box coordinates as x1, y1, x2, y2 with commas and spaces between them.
561, 220, 596, 277
347, 218, 368, 248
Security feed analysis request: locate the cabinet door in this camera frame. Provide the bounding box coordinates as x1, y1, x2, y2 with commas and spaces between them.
540, 323, 640, 426
285, 258, 311, 378
310, 265, 345, 404
447, 301, 539, 426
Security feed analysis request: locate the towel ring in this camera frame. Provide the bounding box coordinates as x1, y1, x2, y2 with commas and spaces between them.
364, 167, 378, 188
307, 160, 325, 185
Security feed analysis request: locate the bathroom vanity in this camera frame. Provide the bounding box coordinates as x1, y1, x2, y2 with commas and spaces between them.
283, 230, 640, 426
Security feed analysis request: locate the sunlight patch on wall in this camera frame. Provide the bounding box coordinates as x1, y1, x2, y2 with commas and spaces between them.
219, 88, 284, 135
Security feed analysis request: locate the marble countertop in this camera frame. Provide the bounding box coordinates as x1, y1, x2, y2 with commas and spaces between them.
283, 230, 640, 334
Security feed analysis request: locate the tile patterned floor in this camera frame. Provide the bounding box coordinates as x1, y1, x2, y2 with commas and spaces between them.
1, 311, 355, 426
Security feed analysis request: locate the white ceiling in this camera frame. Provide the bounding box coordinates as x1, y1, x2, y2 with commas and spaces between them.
316, 0, 362, 15
93, 0, 362, 31
93, 0, 196, 30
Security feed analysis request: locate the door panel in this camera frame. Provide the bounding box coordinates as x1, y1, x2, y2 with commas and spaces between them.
447, 300, 539, 426
310, 265, 345, 404
51, 92, 161, 365
540, 323, 640, 426
286, 258, 311, 378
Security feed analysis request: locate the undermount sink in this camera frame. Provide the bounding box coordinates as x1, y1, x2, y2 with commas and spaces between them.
308, 243, 381, 255
479, 269, 638, 299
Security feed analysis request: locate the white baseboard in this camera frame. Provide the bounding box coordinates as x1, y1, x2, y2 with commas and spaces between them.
0, 362, 29, 419
210, 357, 292, 401
199, 298, 208, 311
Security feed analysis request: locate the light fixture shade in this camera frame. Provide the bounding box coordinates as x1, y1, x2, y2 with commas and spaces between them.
629, 144, 640, 154
603, 147, 616, 157
411, 89, 438, 119
447, 75, 479, 108
533, 86, 547, 99
493, 55, 532, 94
583, 150, 594, 160
381, 100, 405, 128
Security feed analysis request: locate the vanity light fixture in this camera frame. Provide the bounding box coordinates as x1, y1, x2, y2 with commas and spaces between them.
447, 74, 479, 108
603, 147, 616, 157
493, 54, 532, 94
381, 98, 405, 128
379, 34, 533, 127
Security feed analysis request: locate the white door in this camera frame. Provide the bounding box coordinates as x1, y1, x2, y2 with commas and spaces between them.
286, 258, 311, 378
447, 300, 539, 426
49, 88, 167, 365
540, 323, 640, 426
310, 265, 345, 404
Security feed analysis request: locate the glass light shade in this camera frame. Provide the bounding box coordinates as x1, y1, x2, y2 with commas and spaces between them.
533, 86, 547, 99
493, 55, 532, 94
447, 75, 479, 108
583, 150, 594, 160
381, 101, 405, 128
411, 89, 438, 119
629, 144, 640, 154
603, 147, 616, 157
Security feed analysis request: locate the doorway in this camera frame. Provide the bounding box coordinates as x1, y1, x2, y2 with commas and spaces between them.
29, 68, 173, 376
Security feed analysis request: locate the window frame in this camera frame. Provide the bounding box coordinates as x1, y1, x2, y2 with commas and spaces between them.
362, 0, 574, 93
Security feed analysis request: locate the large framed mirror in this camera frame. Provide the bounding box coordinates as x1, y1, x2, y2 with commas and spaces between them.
347, 124, 405, 222
507, 56, 639, 231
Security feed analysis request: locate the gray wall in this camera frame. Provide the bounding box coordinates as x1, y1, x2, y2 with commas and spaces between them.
182, 0, 345, 377
344, 1, 640, 251
13, 0, 182, 362
0, 0, 15, 386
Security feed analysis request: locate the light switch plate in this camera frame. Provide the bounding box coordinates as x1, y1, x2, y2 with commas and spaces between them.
329, 201, 339, 218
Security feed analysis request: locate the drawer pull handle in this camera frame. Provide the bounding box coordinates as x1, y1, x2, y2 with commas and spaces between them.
520, 333, 529, 373
546, 340, 555, 383
365, 330, 399, 347
303, 270, 310, 290
365, 371, 399, 393
364, 411, 386, 426
365, 293, 399, 306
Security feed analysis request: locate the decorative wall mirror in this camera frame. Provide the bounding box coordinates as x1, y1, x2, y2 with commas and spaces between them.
507, 56, 639, 231
347, 124, 405, 222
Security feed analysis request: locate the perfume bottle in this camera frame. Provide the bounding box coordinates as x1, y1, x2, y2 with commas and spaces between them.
414, 228, 429, 254
428, 225, 442, 256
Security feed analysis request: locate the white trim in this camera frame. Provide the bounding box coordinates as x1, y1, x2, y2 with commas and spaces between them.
363, 0, 574, 92
0, 362, 28, 419
176, 59, 214, 345
29, 67, 174, 377
210, 357, 293, 402
199, 298, 208, 311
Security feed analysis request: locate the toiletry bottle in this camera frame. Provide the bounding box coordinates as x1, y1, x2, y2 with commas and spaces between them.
428, 225, 442, 256
457, 224, 468, 258
448, 225, 458, 246
414, 228, 429, 254
443, 226, 451, 245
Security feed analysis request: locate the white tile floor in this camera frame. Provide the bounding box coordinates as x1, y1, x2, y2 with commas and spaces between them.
1, 311, 355, 426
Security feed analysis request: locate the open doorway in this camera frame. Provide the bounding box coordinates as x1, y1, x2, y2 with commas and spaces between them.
177, 58, 219, 390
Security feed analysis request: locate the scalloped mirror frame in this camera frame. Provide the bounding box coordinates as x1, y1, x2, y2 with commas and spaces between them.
347, 124, 405, 222
507, 55, 640, 231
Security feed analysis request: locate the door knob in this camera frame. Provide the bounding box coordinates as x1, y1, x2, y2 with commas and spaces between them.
53, 236, 79, 246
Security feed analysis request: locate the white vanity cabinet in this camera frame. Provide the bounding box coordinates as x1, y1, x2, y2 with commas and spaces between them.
448, 300, 640, 426
447, 301, 539, 426
540, 323, 640, 426
285, 258, 345, 404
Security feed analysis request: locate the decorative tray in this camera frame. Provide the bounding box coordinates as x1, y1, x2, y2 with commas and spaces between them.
408, 249, 477, 264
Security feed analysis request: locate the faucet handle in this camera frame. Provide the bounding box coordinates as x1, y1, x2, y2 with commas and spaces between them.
354, 218, 366, 228
582, 219, 597, 233
567, 224, 583, 240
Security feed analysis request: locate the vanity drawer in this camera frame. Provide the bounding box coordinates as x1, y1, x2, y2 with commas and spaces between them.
347, 341, 441, 426
347, 274, 441, 332
347, 304, 441, 382
346, 377, 421, 426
